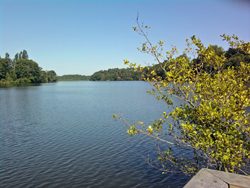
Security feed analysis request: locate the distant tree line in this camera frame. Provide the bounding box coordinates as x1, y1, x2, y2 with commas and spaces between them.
3, 45, 246, 86
57, 74, 90, 81
59, 46, 250, 82
58, 68, 142, 81
0, 50, 57, 87
90, 68, 141, 81
141, 45, 250, 81
89, 46, 250, 82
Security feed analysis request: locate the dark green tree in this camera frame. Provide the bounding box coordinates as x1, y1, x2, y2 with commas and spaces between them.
224, 47, 250, 68
21, 50, 29, 59
14, 53, 19, 62
90, 68, 141, 81
18, 51, 23, 60
0, 58, 11, 79
46, 70, 57, 82
40, 71, 48, 83
5, 53, 10, 59
15, 59, 42, 83
0, 50, 57, 87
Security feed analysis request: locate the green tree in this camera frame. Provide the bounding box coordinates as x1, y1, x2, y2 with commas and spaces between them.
18, 51, 23, 60
224, 47, 250, 68
117, 22, 250, 175
46, 70, 57, 82
0, 58, 11, 79
90, 68, 141, 81
40, 71, 49, 83
0, 50, 57, 87
15, 59, 42, 83
14, 53, 19, 62
5, 53, 10, 59
21, 50, 29, 59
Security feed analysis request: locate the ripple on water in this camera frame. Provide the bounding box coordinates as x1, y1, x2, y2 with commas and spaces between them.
0, 82, 190, 188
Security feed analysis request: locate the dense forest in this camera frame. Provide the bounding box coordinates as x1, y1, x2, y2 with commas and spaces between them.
0, 50, 57, 87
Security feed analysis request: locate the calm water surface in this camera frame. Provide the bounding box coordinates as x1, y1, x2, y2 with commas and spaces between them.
0, 81, 190, 188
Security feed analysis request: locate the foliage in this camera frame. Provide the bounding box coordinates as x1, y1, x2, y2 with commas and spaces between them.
0, 50, 57, 87
90, 68, 141, 81
57, 74, 90, 81
117, 22, 250, 175
46, 70, 57, 82
0, 58, 11, 80
58, 68, 141, 82
15, 59, 42, 83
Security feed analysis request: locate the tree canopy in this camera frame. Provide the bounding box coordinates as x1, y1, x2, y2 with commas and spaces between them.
90, 68, 141, 81
115, 21, 250, 175
0, 50, 57, 87
57, 68, 141, 81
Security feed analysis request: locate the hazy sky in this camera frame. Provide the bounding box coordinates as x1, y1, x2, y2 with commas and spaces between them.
1, 0, 250, 75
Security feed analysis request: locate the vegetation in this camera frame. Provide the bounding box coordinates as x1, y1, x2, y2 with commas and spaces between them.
57, 68, 142, 81
57, 74, 90, 81
115, 21, 250, 175
0, 50, 57, 87
90, 68, 141, 81
1, 51, 141, 85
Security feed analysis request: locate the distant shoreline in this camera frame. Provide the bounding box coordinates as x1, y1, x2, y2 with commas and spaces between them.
57, 80, 142, 82
57, 68, 141, 82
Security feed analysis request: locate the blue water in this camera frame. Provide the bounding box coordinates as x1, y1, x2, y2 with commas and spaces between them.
0, 81, 189, 188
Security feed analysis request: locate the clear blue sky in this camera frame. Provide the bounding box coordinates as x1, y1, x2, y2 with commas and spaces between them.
0, 0, 249, 75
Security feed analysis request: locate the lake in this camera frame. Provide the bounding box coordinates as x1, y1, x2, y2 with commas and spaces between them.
0, 81, 189, 188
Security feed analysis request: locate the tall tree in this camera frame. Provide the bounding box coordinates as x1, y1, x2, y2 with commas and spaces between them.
5, 53, 10, 59
14, 53, 19, 62
21, 50, 29, 59
18, 51, 23, 60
